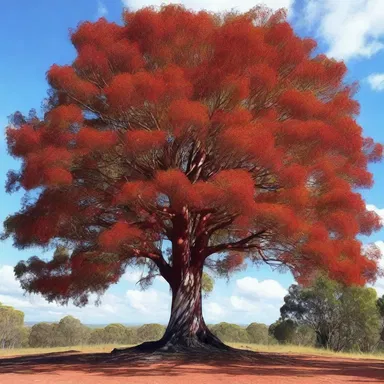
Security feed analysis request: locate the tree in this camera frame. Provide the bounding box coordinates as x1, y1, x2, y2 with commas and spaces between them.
281, 277, 340, 348
89, 328, 107, 345
293, 325, 316, 346
210, 322, 249, 343
125, 327, 138, 345
201, 272, 214, 298
269, 319, 297, 344
20, 327, 31, 348
377, 295, 384, 344
2, 4, 383, 353
246, 322, 269, 344
29, 323, 58, 348
57, 315, 90, 346
0, 303, 25, 349
280, 277, 381, 351
103, 323, 131, 344
136, 324, 165, 343
338, 286, 381, 352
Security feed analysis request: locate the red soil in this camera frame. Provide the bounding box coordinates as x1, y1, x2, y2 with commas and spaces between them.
0, 351, 383, 383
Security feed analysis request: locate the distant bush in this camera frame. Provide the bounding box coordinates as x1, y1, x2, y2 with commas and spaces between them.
269, 319, 297, 344
29, 323, 58, 348
293, 325, 316, 347
136, 323, 165, 342
210, 322, 249, 343
125, 327, 138, 344
89, 328, 107, 345
89, 324, 138, 345
57, 316, 90, 346
246, 323, 269, 344
0, 302, 25, 349
281, 277, 381, 351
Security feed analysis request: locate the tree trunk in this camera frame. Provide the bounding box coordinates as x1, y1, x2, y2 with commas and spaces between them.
316, 331, 330, 349
114, 266, 230, 354
161, 266, 228, 351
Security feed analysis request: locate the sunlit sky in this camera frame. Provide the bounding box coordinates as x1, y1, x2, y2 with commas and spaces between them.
0, 0, 383, 325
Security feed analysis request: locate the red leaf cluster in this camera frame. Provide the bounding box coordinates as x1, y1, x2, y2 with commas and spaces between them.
76, 127, 118, 151
99, 221, 143, 252
6, 124, 40, 157
124, 130, 167, 154
168, 99, 209, 137
116, 180, 157, 206
47, 65, 99, 103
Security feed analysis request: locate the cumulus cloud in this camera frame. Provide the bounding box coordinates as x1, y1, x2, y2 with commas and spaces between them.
235, 276, 287, 301
0, 265, 22, 294
121, 0, 294, 14
203, 301, 226, 321
220, 277, 288, 324
368, 241, 384, 297
366, 74, 384, 91
0, 263, 288, 325
366, 204, 384, 222
230, 295, 258, 312
0, 263, 171, 323
123, 269, 167, 285
123, 270, 144, 283
97, 1, 108, 17
126, 288, 170, 314
376, 240, 384, 255
302, 0, 384, 61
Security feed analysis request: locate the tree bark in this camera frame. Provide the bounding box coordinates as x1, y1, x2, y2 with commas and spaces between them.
113, 265, 230, 354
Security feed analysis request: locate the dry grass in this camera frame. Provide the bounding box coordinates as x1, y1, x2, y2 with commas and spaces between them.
228, 343, 384, 360
1, 343, 384, 361
0, 344, 131, 357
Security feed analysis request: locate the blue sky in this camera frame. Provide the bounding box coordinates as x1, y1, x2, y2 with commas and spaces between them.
0, 0, 383, 325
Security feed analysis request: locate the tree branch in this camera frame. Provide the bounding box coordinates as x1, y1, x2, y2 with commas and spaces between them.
204, 229, 266, 257
131, 248, 172, 284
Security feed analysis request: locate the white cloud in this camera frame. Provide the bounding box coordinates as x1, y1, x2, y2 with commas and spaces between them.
0, 263, 172, 323
0, 288, 127, 323
376, 240, 384, 254
230, 295, 259, 312
366, 204, 384, 222
0, 265, 22, 295
97, 1, 108, 17
124, 270, 143, 283
235, 276, 287, 301
0, 263, 287, 325
366, 74, 384, 91
369, 241, 384, 297
203, 301, 226, 321
220, 277, 288, 323
123, 269, 167, 285
126, 288, 170, 314
302, 0, 384, 61
121, 0, 294, 14
0, 294, 34, 309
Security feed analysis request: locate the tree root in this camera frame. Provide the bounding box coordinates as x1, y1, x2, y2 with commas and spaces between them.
108, 338, 269, 366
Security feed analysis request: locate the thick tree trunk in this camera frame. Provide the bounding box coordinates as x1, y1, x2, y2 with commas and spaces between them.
113, 266, 230, 354
160, 266, 228, 351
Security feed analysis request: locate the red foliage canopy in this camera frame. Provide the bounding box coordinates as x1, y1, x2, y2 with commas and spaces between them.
4, 5, 383, 305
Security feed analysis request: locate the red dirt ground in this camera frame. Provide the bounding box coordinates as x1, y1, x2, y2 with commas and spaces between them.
0, 351, 383, 383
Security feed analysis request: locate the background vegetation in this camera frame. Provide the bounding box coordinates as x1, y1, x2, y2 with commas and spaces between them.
1, 276, 384, 353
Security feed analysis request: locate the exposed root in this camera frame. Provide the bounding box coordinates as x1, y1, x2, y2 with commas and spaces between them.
108, 337, 269, 366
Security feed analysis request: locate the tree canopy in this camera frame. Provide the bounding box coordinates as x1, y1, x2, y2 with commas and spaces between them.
280, 276, 381, 351
2, 4, 383, 351
0, 303, 25, 349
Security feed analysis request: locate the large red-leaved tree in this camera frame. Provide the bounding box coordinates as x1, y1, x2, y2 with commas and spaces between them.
2, 5, 383, 352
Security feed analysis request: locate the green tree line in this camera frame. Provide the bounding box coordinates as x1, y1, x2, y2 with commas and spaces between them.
2, 275, 384, 352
